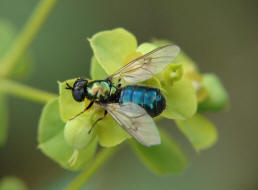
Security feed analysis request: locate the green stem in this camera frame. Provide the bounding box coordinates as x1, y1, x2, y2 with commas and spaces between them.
0, 79, 57, 104
66, 148, 118, 190
0, 0, 58, 77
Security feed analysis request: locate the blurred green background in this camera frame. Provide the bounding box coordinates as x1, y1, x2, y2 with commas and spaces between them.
0, 0, 258, 189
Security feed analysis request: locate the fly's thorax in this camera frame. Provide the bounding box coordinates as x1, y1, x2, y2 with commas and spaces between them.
86, 80, 117, 101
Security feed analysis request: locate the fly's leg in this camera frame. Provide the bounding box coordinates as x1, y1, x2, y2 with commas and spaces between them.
69, 101, 94, 120
88, 110, 108, 134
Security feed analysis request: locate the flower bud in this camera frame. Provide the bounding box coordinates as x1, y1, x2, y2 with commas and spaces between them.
184, 72, 208, 103
64, 116, 96, 150
198, 74, 229, 111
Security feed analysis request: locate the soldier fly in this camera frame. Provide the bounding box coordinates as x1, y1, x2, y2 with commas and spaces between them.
65, 45, 180, 146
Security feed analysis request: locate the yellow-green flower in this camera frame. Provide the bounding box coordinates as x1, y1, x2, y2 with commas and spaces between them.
38, 28, 228, 173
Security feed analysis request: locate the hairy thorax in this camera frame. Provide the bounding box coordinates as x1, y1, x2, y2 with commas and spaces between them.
86, 80, 117, 101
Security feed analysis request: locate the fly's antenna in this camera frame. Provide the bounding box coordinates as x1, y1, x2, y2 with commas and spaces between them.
65, 82, 73, 90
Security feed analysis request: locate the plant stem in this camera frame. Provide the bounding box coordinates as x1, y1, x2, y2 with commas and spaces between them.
0, 79, 57, 104
66, 148, 118, 190
0, 0, 58, 77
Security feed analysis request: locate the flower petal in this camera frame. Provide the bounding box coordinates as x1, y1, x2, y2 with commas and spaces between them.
130, 129, 188, 174
96, 115, 130, 147
89, 28, 137, 75
136, 42, 156, 54
162, 78, 197, 120
198, 74, 229, 112
38, 99, 97, 170
175, 114, 218, 151
90, 56, 108, 80
151, 39, 198, 74
140, 76, 162, 89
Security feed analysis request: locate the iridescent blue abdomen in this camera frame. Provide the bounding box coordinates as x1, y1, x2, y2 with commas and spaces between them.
118, 86, 166, 117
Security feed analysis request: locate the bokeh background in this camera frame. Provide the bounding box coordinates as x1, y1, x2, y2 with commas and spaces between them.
0, 0, 258, 189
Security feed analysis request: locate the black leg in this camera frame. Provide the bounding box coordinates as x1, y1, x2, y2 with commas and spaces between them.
88, 110, 108, 134
69, 101, 94, 120
85, 101, 94, 110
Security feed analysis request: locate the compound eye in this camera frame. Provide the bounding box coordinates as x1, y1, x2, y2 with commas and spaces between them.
73, 87, 85, 102
71, 78, 87, 102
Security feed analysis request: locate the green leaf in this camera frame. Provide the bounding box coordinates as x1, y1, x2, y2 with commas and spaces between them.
89, 28, 137, 75
198, 74, 229, 112
0, 176, 28, 190
58, 79, 87, 122
0, 93, 8, 147
38, 99, 97, 170
0, 19, 33, 79
90, 56, 108, 80
96, 115, 130, 147
130, 129, 188, 174
162, 78, 197, 120
175, 114, 217, 151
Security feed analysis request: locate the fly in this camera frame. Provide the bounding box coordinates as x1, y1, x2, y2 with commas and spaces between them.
65, 45, 180, 146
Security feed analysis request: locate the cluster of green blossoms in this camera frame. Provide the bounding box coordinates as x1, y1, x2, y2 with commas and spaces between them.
38, 28, 228, 174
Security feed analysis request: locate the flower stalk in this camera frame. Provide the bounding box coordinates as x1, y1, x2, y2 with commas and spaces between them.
0, 0, 58, 78
0, 79, 57, 103
66, 147, 118, 190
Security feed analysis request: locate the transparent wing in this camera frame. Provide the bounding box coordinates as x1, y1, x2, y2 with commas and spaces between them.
103, 102, 161, 147
109, 45, 180, 84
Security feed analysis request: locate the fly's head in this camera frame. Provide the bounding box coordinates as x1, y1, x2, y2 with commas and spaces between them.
66, 78, 88, 102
